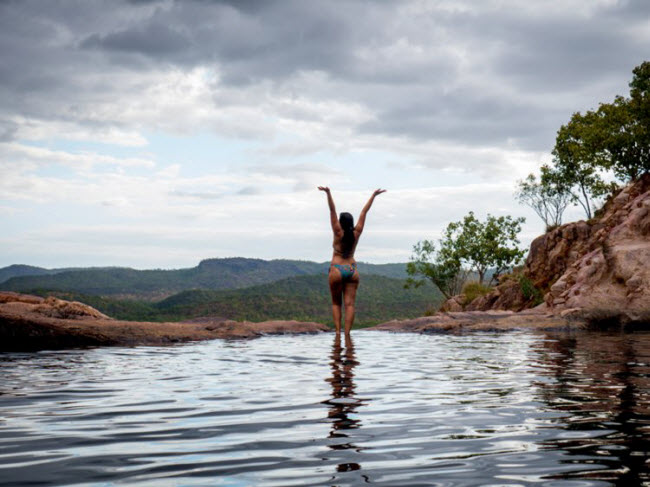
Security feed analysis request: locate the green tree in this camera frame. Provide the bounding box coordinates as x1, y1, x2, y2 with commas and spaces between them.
406, 212, 526, 298
551, 110, 612, 219
594, 96, 645, 181
549, 61, 650, 219
405, 240, 468, 299
446, 212, 526, 284
592, 61, 650, 181
515, 168, 571, 230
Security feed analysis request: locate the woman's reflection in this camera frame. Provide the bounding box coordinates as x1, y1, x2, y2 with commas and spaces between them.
324, 333, 368, 477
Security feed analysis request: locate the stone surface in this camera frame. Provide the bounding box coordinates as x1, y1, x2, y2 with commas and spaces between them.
368, 307, 580, 334
0, 292, 329, 351
543, 175, 650, 324
438, 295, 465, 312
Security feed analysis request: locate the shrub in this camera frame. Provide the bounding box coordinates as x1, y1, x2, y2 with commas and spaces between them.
461, 281, 492, 305
519, 275, 544, 306
424, 305, 438, 316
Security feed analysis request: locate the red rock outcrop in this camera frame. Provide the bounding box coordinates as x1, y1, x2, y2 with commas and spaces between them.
441, 174, 650, 325
546, 175, 650, 324
0, 292, 329, 351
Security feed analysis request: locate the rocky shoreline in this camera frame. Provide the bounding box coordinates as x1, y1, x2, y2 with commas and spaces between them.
0, 291, 599, 352
367, 307, 582, 334
0, 292, 329, 351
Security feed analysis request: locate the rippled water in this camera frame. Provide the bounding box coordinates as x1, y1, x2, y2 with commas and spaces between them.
2, 330, 650, 486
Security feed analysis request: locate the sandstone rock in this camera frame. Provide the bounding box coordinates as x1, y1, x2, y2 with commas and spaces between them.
547, 175, 650, 324
369, 308, 578, 333
0, 291, 44, 305
0, 292, 329, 351
439, 295, 465, 312
35, 296, 111, 320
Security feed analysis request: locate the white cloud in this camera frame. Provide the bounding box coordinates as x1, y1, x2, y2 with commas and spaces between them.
0, 143, 155, 170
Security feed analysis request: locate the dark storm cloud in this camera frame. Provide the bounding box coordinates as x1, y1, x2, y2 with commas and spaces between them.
467, 8, 646, 91
1, 0, 648, 152
360, 91, 550, 148
82, 23, 191, 57
608, 0, 650, 19
79, 0, 360, 82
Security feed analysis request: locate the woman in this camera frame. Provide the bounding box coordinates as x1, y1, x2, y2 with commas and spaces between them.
318, 187, 386, 334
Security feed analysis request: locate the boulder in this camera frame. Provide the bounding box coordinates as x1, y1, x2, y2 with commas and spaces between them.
35, 296, 111, 320
439, 295, 465, 312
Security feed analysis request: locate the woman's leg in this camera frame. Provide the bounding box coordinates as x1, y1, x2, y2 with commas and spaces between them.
343, 274, 360, 335
328, 268, 344, 333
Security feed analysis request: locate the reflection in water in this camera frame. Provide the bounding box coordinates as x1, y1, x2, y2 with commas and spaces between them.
323, 334, 370, 481
537, 332, 650, 485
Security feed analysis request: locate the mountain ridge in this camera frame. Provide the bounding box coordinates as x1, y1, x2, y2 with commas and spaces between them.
44, 274, 441, 325
0, 257, 408, 299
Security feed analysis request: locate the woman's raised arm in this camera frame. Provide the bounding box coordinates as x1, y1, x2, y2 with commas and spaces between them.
355, 189, 386, 235
318, 186, 343, 235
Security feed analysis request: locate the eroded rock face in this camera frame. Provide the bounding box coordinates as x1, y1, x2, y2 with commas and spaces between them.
546, 176, 650, 324
526, 221, 593, 291
444, 174, 650, 324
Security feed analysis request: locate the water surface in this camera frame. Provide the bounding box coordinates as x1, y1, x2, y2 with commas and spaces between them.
2, 330, 650, 486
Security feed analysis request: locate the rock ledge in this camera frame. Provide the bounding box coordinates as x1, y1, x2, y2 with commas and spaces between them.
0, 292, 329, 351
368, 308, 583, 334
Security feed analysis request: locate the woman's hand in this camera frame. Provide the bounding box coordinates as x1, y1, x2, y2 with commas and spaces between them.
318, 186, 331, 193
373, 188, 387, 197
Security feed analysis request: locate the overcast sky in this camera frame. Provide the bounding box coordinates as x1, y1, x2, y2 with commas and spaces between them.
1, 0, 648, 268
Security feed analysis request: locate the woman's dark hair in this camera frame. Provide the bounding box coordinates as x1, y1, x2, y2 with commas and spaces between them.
339, 212, 356, 258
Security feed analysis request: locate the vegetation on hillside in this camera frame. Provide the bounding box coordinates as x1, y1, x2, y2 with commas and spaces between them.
40, 274, 442, 327
0, 258, 408, 299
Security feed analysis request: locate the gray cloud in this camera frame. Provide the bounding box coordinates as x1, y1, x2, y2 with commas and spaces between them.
0, 120, 18, 142
1, 0, 647, 152
82, 22, 191, 57
237, 186, 262, 195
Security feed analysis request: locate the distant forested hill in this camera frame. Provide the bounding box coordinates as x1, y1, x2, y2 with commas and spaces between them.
48, 274, 442, 326
0, 258, 408, 298
0, 264, 80, 284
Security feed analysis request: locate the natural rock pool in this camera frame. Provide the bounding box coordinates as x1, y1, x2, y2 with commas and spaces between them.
2, 330, 650, 486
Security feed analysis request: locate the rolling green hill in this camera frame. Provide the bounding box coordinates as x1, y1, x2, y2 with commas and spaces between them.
47, 274, 442, 326
0, 258, 408, 298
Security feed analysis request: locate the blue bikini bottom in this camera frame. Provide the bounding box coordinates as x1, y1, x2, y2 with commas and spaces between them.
331, 263, 357, 281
